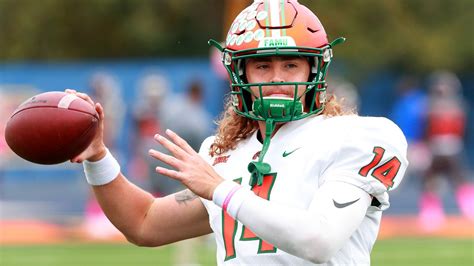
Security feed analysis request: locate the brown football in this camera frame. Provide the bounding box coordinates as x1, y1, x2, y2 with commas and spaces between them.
4, 91, 99, 164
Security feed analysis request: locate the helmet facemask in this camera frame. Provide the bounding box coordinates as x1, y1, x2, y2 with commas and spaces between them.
231, 48, 331, 123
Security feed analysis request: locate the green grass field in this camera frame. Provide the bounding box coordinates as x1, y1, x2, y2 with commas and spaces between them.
1, 238, 472, 266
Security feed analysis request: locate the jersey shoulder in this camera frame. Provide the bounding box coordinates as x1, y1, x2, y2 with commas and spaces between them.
324, 114, 403, 132
317, 115, 409, 209
319, 115, 408, 152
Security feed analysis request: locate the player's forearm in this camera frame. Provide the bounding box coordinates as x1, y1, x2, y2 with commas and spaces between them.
236, 196, 342, 263
92, 173, 155, 245
82, 148, 155, 245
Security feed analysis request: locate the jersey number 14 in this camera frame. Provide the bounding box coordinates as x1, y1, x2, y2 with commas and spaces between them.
358, 146, 401, 189
222, 174, 277, 261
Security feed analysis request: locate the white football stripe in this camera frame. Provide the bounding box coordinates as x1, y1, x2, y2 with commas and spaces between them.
58, 94, 79, 109
270, 0, 281, 37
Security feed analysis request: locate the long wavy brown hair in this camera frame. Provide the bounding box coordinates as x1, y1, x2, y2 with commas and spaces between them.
209, 94, 355, 157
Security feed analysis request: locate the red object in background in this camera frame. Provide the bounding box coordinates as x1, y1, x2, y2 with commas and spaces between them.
427, 109, 465, 138
4, 91, 99, 164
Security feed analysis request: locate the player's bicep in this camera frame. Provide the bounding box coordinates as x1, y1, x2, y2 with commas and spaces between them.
310, 181, 371, 212
141, 189, 211, 246
309, 181, 371, 245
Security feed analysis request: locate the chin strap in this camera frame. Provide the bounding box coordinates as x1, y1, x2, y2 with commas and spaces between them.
248, 119, 275, 187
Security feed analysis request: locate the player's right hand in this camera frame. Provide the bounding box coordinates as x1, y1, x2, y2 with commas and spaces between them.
65, 89, 108, 163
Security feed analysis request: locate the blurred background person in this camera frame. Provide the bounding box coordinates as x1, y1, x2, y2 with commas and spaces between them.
130, 72, 181, 197
162, 78, 214, 151
419, 70, 474, 230
390, 75, 430, 180
89, 72, 126, 149
130, 72, 166, 179
83, 72, 125, 239
131, 73, 213, 197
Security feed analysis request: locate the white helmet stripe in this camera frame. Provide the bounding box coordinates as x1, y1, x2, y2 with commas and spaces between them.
269, 0, 281, 37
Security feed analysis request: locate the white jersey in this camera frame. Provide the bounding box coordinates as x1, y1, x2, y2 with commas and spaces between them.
199, 115, 408, 265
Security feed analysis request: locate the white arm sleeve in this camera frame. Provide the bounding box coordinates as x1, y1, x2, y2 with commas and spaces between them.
235, 180, 371, 264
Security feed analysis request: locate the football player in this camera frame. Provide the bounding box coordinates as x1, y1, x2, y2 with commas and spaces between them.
70, 0, 408, 264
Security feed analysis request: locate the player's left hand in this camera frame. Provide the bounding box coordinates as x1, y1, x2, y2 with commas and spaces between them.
149, 129, 224, 200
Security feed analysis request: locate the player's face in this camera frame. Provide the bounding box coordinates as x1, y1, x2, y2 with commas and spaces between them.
245, 56, 310, 103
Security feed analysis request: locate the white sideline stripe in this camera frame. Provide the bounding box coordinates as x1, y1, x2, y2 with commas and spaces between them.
58, 94, 79, 109
270, 0, 281, 37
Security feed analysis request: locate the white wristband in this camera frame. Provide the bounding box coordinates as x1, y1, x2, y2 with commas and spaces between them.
83, 148, 120, 186
213, 180, 252, 219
